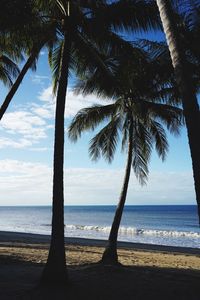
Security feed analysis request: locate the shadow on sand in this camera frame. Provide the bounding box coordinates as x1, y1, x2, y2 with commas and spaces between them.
0, 255, 200, 300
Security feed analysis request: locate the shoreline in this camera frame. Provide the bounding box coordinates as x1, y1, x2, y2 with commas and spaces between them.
1, 230, 200, 256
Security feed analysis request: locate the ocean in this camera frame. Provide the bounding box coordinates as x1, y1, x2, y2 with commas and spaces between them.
0, 205, 199, 248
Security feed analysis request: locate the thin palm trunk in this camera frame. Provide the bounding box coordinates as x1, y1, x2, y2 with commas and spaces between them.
0, 48, 41, 120
41, 32, 70, 284
101, 120, 133, 264
156, 0, 200, 223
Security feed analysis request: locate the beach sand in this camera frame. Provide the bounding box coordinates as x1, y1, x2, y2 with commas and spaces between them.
0, 231, 200, 299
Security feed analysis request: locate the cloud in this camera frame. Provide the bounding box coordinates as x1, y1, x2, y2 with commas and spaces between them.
31, 75, 50, 85
0, 111, 47, 140
0, 159, 195, 205
0, 138, 32, 149
37, 86, 111, 118
66, 168, 196, 205
28, 147, 52, 152
38, 86, 54, 102
0, 160, 52, 204
0, 108, 52, 149
40, 51, 46, 56
31, 106, 54, 119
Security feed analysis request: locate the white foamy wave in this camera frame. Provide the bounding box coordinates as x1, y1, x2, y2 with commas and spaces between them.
64, 224, 200, 239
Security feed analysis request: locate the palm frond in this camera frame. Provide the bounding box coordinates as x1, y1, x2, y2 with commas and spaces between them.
72, 32, 116, 85
131, 119, 153, 185
149, 120, 168, 161
68, 103, 116, 142
137, 39, 169, 61
94, 0, 162, 33
121, 117, 129, 152
131, 136, 149, 186
89, 116, 121, 163
0, 67, 13, 87
143, 101, 184, 135
56, 0, 67, 16
0, 55, 20, 87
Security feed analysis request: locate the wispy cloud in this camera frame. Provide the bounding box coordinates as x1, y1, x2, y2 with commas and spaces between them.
31, 105, 54, 119
0, 138, 32, 149
31, 75, 50, 85
66, 168, 195, 205
0, 159, 195, 205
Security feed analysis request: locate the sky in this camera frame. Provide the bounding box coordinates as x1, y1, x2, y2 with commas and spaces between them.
0, 39, 197, 206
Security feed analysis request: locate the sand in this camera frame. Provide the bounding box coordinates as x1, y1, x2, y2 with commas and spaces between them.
0, 231, 200, 299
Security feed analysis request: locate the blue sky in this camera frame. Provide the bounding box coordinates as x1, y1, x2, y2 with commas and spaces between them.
0, 41, 197, 206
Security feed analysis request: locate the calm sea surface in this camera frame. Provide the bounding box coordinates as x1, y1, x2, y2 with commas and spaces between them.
0, 205, 199, 248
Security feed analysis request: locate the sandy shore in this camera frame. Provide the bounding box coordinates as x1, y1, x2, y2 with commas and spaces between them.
0, 231, 200, 299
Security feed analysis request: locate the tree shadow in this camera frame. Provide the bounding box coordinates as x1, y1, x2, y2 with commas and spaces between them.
1, 255, 200, 300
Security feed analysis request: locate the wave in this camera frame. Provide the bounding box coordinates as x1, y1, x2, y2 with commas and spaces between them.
64, 224, 200, 238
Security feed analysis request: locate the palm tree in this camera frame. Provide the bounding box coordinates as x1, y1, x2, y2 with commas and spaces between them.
68, 48, 183, 263
68, 98, 183, 264
37, 0, 163, 283
155, 0, 200, 222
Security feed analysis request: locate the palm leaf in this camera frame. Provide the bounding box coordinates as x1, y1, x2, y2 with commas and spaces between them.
0, 55, 20, 87
89, 116, 121, 163
94, 0, 162, 33
68, 103, 116, 142
149, 120, 168, 161
131, 136, 149, 186
143, 101, 184, 135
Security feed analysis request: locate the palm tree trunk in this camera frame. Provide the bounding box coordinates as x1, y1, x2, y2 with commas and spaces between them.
156, 0, 200, 223
0, 51, 39, 120
40, 32, 70, 284
101, 120, 133, 264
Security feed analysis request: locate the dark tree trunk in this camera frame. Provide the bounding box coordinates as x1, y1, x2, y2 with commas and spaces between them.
40, 32, 71, 285
156, 0, 200, 223
0, 49, 41, 120
101, 120, 133, 264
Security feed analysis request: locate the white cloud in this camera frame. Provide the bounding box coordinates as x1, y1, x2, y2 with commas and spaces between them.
66, 168, 196, 205
32, 106, 54, 119
1, 111, 45, 132
0, 160, 52, 204
28, 147, 52, 152
38, 86, 54, 102
37, 86, 111, 118
0, 110, 50, 148
31, 75, 50, 85
0, 138, 32, 149
0, 159, 195, 205
40, 51, 46, 56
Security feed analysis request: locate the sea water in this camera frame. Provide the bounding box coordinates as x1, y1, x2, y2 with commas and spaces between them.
0, 205, 199, 248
